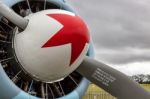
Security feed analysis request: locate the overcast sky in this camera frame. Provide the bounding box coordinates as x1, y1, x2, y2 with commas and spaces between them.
66, 0, 150, 76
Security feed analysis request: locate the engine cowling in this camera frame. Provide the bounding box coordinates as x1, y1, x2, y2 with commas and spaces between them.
0, 0, 94, 99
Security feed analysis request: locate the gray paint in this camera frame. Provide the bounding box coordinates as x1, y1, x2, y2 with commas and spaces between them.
77, 57, 150, 99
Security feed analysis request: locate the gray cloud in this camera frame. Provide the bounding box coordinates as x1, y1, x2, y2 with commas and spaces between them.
95, 48, 150, 64
66, 0, 150, 65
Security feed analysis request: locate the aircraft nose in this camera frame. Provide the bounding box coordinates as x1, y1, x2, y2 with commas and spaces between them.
13, 9, 90, 83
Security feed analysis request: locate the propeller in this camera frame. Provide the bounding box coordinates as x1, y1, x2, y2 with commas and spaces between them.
0, 1, 150, 99
0, 1, 28, 30
77, 57, 150, 99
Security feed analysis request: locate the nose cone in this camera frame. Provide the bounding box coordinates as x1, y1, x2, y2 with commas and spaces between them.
13, 9, 90, 83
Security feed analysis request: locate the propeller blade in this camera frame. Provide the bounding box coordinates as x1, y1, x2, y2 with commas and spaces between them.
0, 1, 28, 29
76, 57, 150, 99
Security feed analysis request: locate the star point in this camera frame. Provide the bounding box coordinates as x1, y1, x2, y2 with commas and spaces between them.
42, 13, 90, 65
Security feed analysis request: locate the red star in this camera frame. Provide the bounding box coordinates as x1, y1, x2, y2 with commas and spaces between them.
42, 13, 90, 65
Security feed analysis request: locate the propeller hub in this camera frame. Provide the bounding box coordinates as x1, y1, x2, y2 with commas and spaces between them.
13, 9, 90, 83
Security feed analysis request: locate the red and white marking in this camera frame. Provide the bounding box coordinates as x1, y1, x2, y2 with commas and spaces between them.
14, 9, 90, 82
